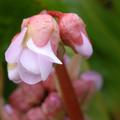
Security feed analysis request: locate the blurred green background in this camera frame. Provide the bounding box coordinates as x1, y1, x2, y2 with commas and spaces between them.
0, 0, 120, 120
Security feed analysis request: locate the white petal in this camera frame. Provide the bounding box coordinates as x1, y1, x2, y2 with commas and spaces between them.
5, 27, 27, 63
75, 32, 93, 57
8, 65, 21, 83
18, 63, 42, 85
38, 55, 52, 80
20, 49, 40, 74
27, 38, 62, 64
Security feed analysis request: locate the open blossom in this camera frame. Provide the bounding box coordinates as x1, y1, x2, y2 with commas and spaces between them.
59, 13, 93, 57
5, 14, 62, 85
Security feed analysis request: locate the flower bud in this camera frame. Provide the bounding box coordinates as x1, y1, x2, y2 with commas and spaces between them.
73, 79, 97, 110
9, 83, 44, 112
73, 80, 89, 100
1, 104, 22, 120
81, 71, 103, 90
41, 92, 64, 120
24, 107, 47, 120
59, 13, 93, 57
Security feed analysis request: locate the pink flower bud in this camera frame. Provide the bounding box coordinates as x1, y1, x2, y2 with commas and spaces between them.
73, 80, 89, 100
24, 107, 47, 120
9, 83, 44, 112
1, 104, 22, 120
59, 13, 93, 57
5, 13, 62, 85
73, 78, 101, 107
41, 92, 64, 119
81, 71, 103, 90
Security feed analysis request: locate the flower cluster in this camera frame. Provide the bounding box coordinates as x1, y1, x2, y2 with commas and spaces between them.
1, 56, 103, 120
1, 72, 102, 120
5, 11, 93, 85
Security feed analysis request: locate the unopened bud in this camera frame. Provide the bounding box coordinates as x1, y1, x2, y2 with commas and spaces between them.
41, 92, 64, 120
1, 104, 21, 120
59, 13, 93, 57
9, 83, 44, 112
24, 107, 47, 120
81, 71, 103, 90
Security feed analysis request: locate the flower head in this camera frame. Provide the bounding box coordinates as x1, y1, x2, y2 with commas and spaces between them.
5, 13, 62, 85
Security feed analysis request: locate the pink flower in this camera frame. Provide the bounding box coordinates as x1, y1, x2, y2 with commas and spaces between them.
59, 13, 93, 57
5, 14, 62, 85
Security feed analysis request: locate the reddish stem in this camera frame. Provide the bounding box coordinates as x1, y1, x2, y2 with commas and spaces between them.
47, 10, 64, 19
55, 61, 84, 120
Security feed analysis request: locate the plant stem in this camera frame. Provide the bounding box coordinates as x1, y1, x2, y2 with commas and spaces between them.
47, 10, 63, 19
55, 60, 84, 120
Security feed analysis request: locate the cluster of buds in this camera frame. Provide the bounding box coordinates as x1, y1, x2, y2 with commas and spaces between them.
1, 67, 102, 120
3, 10, 103, 120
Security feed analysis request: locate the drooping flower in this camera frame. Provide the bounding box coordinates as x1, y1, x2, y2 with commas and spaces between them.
58, 13, 93, 57
5, 13, 62, 85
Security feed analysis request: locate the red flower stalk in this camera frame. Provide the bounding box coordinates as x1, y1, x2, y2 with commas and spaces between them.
55, 60, 85, 120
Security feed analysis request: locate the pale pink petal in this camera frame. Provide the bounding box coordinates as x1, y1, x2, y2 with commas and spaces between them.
38, 55, 53, 80
20, 49, 40, 74
5, 27, 27, 63
18, 63, 42, 85
27, 38, 62, 64
75, 32, 93, 58
8, 65, 21, 83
